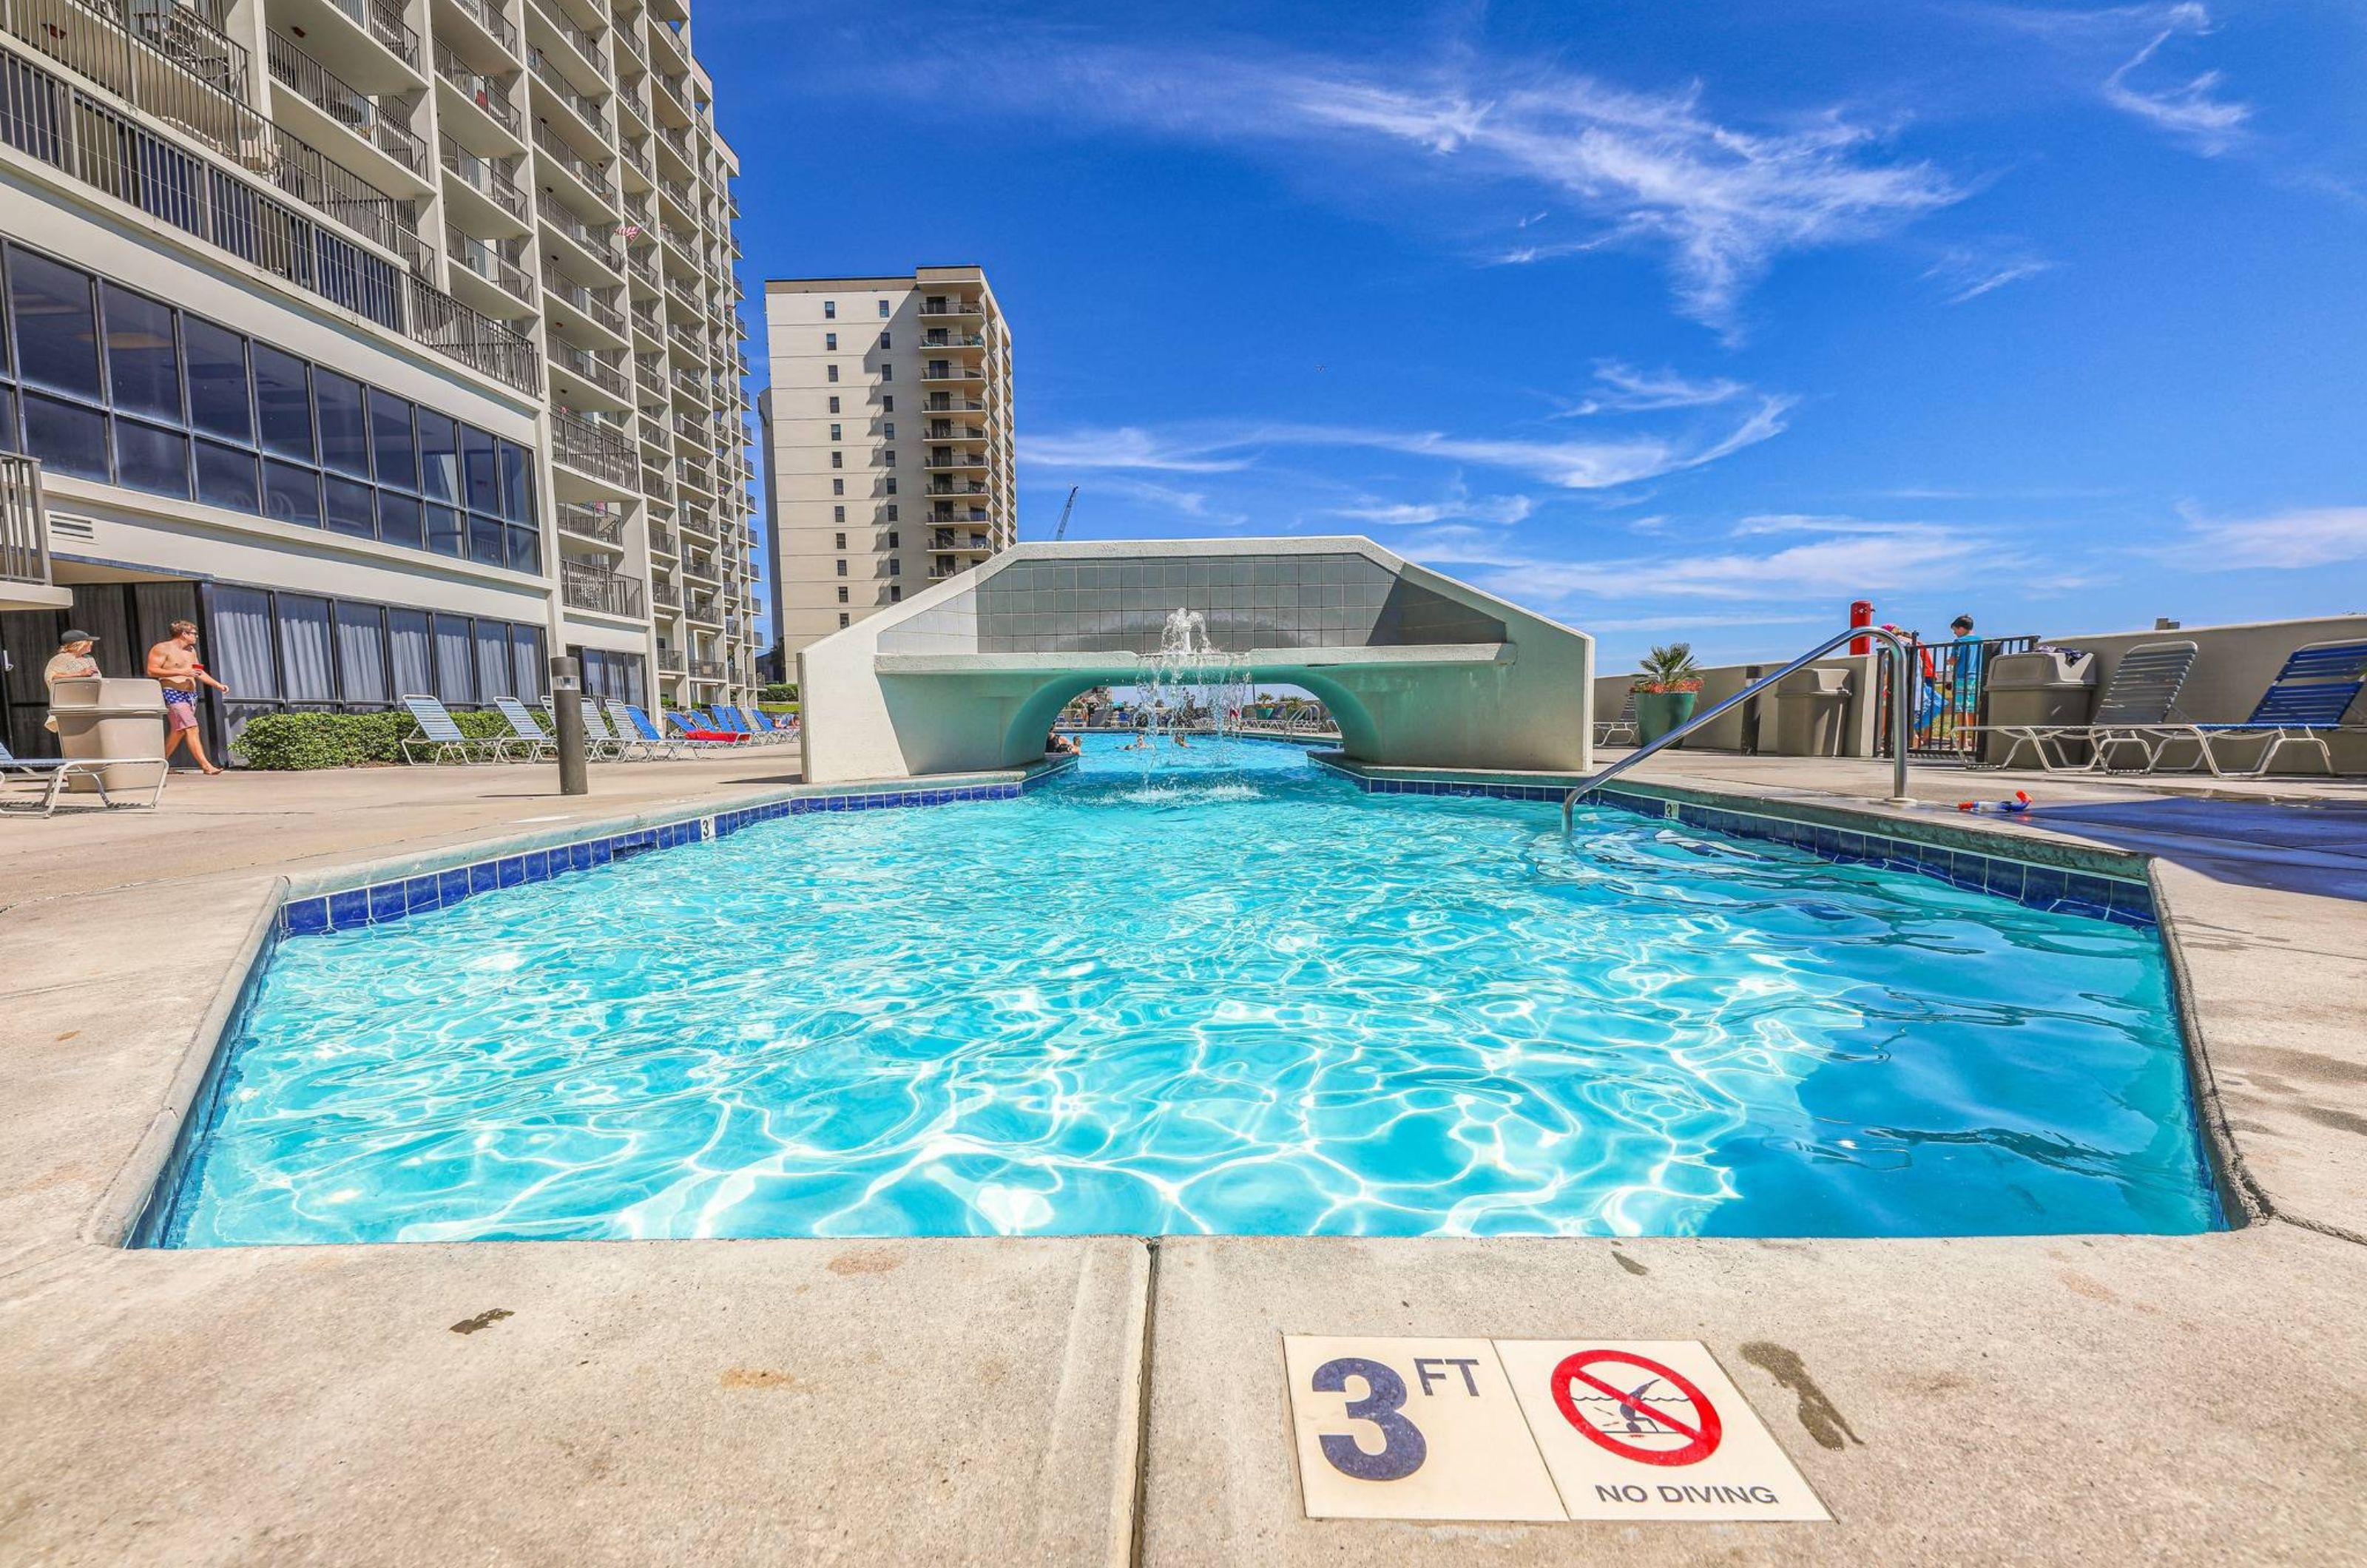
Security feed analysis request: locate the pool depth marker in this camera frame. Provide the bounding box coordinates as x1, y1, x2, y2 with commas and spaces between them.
1284, 1336, 1830, 1524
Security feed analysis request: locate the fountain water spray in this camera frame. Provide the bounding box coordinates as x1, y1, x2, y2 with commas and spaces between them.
1130, 608, 1253, 768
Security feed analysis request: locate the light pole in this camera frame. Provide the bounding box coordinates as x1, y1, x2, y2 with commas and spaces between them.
548, 655, 588, 796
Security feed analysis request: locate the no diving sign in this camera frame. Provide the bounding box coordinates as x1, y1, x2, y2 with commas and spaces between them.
1284, 1336, 1829, 1524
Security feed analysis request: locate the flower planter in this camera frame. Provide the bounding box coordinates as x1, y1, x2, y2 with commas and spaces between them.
1632, 689, 1699, 746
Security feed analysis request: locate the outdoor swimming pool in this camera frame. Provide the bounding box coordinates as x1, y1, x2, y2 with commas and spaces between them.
154, 737, 2223, 1246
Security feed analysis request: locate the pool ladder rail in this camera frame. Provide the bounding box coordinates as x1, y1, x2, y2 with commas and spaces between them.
1561, 625, 1919, 828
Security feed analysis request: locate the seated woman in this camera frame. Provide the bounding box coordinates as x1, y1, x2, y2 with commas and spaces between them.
1045, 729, 1081, 756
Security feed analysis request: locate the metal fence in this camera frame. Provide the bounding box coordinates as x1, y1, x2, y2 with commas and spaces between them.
1874, 633, 2039, 760
0, 453, 49, 588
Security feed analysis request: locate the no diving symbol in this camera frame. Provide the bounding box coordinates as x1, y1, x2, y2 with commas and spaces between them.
1550, 1348, 1723, 1467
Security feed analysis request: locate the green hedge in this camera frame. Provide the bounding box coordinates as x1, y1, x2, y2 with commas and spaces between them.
232, 708, 511, 771
759, 682, 799, 703
758, 702, 800, 718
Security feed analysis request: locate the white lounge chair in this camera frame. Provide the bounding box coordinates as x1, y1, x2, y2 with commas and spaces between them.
399, 695, 500, 764
0, 739, 169, 816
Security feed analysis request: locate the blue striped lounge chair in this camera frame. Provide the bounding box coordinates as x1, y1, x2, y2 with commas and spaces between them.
2137, 638, 2367, 777
607, 700, 681, 760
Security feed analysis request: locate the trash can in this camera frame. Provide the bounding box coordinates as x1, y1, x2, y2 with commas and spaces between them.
1772, 666, 1852, 757
49, 676, 169, 794
1979, 649, 2096, 767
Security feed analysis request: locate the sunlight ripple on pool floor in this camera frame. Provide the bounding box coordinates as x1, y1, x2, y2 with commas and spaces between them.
163, 737, 2222, 1246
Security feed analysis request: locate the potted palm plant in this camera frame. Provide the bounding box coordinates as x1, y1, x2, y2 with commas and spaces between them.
1632, 643, 1704, 744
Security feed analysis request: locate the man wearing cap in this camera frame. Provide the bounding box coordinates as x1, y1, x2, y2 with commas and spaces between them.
41, 629, 100, 734
146, 620, 229, 774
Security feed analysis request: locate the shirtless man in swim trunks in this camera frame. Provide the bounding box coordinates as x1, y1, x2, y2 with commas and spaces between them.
145, 620, 229, 774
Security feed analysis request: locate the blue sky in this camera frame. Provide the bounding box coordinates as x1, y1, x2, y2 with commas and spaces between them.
706, 1, 2367, 669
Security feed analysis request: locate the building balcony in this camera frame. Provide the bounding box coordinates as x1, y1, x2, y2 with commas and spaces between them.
921, 332, 986, 351
556, 500, 626, 547
307, 0, 422, 74
561, 563, 644, 618
531, 118, 617, 212
652, 579, 683, 609
445, 226, 532, 306
930, 533, 994, 553
440, 136, 527, 224
551, 341, 631, 407
922, 394, 986, 413
0, 455, 73, 612
432, 41, 521, 141
524, 0, 607, 89
542, 262, 627, 339
437, 0, 519, 59
525, 44, 608, 143
552, 410, 638, 489
922, 455, 989, 471
917, 298, 984, 319
689, 660, 723, 681
266, 32, 428, 185
919, 364, 985, 385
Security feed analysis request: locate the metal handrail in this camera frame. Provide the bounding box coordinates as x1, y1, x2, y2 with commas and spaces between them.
1563, 625, 1915, 825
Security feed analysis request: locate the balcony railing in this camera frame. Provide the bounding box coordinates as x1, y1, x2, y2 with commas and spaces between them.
922, 332, 986, 348
0, 453, 53, 592
556, 501, 625, 544
656, 649, 685, 672
325, 0, 419, 70
923, 394, 985, 413
551, 410, 637, 486
267, 33, 426, 176
440, 135, 526, 219
541, 263, 624, 334
561, 563, 644, 617
445, 224, 530, 301
689, 659, 723, 680
553, 341, 628, 399
433, 41, 517, 135
652, 580, 681, 608
918, 300, 982, 317
531, 116, 615, 204
526, 44, 605, 134
0, 22, 539, 393
540, 192, 624, 273
649, 524, 676, 558
527, 0, 605, 76
448, 0, 516, 55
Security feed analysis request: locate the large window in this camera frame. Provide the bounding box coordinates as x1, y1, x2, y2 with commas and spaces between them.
0, 242, 541, 575
203, 583, 549, 756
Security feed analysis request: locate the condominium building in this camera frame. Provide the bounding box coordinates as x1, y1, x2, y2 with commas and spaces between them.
763, 267, 1013, 658
0, 0, 759, 760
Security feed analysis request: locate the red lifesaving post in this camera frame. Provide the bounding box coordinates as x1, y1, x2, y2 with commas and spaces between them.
1849, 600, 1873, 656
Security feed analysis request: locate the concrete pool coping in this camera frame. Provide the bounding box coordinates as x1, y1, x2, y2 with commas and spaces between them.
2, 750, 2363, 1563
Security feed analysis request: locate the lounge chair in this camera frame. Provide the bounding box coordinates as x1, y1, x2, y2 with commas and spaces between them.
400, 695, 500, 764
541, 696, 627, 760
664, 708, 743, 745
490, 696, 556, 762
2135, 638, 2367, 777
1968, 640, 2198, 774
751, 709, 799, 740
737, 706, 791, 743
606, 700, 681, 760
1594, 692, 1638, 748
0, 738, 169, 816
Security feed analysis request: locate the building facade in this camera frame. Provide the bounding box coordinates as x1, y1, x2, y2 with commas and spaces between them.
0, 0, 759, 760
763, 267, 1013, 660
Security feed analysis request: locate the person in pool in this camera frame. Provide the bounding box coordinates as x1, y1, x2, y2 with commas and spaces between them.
1046, 728, 1079, 756
1170, 731, 1190, 748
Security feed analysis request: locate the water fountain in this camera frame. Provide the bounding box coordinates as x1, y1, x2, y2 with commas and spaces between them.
1127, 608, 1254, 768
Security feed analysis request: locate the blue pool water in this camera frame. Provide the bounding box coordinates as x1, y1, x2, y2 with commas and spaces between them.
160, 737, 2222, 1246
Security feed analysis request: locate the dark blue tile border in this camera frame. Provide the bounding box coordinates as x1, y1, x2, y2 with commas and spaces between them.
278, 763, 1074, 939
1309, 754, 2155, 928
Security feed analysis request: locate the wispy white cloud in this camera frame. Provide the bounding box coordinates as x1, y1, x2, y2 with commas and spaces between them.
1331, 479, 1534, 528
860, 40, 1960, 331
1923, 247, 2058, 304
1024, 395, 1792, 494
2101, 5, 2249, 155
1556, 362, 1749, 416
1087, 476, 1249, 529
2155, 506, 2367, 569
1390, 512, 2017, 606
1020, 427, 1255, 473
1988, 4, 2250, 155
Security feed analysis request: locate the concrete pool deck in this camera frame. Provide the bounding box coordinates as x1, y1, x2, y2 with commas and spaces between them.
1, 753, 2363, 1564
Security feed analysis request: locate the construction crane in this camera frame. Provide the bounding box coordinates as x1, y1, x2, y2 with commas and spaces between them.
1053, 486, 1078, 541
